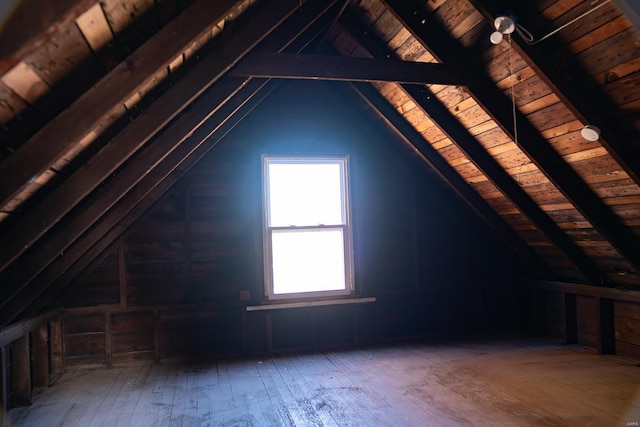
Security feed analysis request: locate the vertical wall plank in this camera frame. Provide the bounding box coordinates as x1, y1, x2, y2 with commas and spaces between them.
30, 323, 49, 389
49, 317, 64, 384
411, 189, 420, 289
118, 239, 127, 307
1, 345, 9, 413
10, 335, 31, 407
185, 183, 193, 302
562, 292, 577, 345
153, 310, 160, 362
598, 298, 615, 355
266, 313, 273, 353
105, 312, 113, 367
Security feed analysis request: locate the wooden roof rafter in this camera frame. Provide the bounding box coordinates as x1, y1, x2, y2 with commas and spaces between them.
0, 0, 343, 325
0, 78, 280, 326
381, 0, 640, 277
0, 0, 242, 210
339, 15, 602, 283
0, 0, 318, 276
347, 81, 552, 278
469, 0, 640, 188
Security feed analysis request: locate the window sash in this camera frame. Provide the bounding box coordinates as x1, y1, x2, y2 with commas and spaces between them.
269, 226, 348, 297
262, 155, 353, 300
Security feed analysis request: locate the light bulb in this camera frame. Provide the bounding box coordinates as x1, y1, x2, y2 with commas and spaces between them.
490, 31, 504, 44
580, 125, 601, 141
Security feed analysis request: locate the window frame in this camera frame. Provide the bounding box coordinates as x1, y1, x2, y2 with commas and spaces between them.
261, 154, 355, 301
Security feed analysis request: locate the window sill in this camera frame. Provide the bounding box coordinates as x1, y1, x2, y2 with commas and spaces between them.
246, 297, 376, 311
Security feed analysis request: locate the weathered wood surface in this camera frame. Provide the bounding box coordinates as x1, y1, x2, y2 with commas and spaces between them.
340, 15, 601, 283
341, 0, 640, 285
0, 0, 241, 208
0, 0, 340, 325
43, 81, 530, 364
8, 336, 640, 426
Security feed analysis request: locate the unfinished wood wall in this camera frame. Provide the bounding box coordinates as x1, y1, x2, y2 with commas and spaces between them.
56, 81, 526, 365
534, 281, 640, 359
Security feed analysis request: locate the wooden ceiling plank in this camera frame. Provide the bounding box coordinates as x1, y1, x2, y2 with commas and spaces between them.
383, 0, 640, 276
470, 0, 640, 190
25, 19, 102, 100
342, 12, 603, 283
0, 75, 249, 297
230, 52, 469, 85
100, 0, 158, 54
0, 62, 51, 105
0, 0, 312, 275
0, 0, 243, 209
405, 77, 602, 282
75, 3, 120, 71
348, 80, 551, 277
0, 0, 97, 74
0, 0, 341, 320
0, 79, 277, 326
22, 0, 348, 313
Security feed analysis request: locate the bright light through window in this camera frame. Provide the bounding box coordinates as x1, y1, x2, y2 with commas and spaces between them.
272, 229, 345, 294
268, 163, 343, 227
263, 156, 353, 299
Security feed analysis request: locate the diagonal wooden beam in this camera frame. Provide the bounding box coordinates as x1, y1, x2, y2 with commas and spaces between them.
0, 0, 315, 274
0, 75, 249, 301
230, 52, 469, 84
0, 0, 242, 208
470, 0, 640, 188
0, 0, 341, 323
381, 0, 640, 275
347, 81, 551, 278
0, 79, 279, 326
340, 17, 602, 284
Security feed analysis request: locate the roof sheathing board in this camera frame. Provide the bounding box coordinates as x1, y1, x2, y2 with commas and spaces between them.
345, 0, 640, 284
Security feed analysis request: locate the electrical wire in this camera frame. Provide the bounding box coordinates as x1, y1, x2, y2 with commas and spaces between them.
515, 0, 612, 45
507, 34, 523, 182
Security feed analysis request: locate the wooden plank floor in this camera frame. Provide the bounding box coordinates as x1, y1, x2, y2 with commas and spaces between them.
7, 335, 640, 426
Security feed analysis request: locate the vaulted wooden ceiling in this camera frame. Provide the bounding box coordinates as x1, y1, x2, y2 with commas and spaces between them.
0, 0, 639, 326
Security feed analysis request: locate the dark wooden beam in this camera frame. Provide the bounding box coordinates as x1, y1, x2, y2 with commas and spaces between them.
0, 78, 268, 325
532, 279, 640, 303
0, 0, 310, 275
381, 0, 640, 276
48, 316, 64, 385
0, 309, 62, 346
562, 292, 578, 345
340, 17, 602, 283
0, 76, 245, 306
401, 83, 602, 283
470, 0, 640, 188
230, 52, 469, 85
348, 81, 551, 277
1, 345, 8, 412
9, 80, 279, 326
597, 298, 616, 354
0, 0, 340, 323
30, 323, 50, 389
10, 335, 30, 407
0, 0, 242, 208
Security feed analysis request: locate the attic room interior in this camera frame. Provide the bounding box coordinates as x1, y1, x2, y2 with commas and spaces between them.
1, 0, 640, 425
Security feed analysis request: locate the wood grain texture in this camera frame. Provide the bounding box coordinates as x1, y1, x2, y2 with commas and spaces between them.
0, 0, 241, 208
8, 336, 640, 426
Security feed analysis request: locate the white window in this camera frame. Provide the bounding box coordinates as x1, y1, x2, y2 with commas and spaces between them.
262, 155, 354, 300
